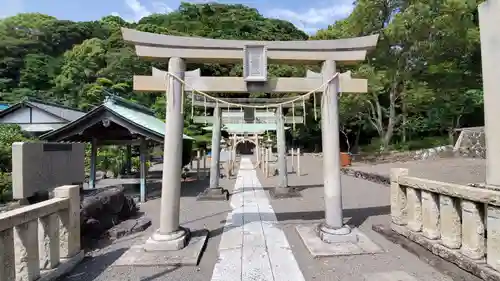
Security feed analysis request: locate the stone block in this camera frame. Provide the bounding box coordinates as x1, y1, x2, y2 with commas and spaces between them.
113, 229, 209, 266
107, 217, 152, 240
11, 142, 85, 200
295, 224, 383, 257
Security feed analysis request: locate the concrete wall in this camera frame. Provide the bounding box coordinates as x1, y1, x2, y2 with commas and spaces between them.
11, 142, 85, 199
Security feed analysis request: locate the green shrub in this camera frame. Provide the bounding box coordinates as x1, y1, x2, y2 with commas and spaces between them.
0, 125, 29, 203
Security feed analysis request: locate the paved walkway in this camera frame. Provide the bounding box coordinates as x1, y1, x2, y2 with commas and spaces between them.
212, 157, 304, 281
62, 154, 455, 281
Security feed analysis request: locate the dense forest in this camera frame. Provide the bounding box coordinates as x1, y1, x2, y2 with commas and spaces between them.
0, 1, 487, 199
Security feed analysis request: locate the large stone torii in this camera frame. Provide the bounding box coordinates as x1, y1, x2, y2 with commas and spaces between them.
121, 27, 378, 259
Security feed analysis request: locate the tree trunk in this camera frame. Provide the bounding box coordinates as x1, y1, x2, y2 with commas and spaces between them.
382, 82, 400, 151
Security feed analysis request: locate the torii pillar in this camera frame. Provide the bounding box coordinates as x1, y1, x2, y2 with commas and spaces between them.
197, 104, 229, 201
144, 57, 191, 251
479, 0, 500, 188
270, 105, 302, 198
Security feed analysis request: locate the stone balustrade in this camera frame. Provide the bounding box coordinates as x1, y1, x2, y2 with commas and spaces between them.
390, 168, 500, 279
0, 185, 83, 281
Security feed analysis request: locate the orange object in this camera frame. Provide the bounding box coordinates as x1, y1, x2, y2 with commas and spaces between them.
340, 152, 352, 167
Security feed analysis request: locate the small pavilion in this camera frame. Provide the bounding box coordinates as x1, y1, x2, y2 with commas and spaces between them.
40, 95, 194, 202
200, 110, 291, 154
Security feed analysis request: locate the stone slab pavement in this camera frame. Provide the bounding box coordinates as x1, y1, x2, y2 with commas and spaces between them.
60, 154, 454, 281
347, 157, 485, 185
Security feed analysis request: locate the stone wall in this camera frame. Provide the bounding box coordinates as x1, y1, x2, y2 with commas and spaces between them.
454, 127, 486, 158
354, 145, 455, 164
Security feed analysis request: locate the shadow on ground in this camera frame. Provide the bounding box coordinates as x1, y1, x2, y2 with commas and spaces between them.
208, 204, 391, 238
60, 249, 127, 281
139, 266, 180, 281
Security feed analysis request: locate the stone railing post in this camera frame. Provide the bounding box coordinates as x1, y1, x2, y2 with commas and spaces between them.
54, 185, 81, 259
38, 213, 60, 269
421, 191, 440, 240
440, 195, 461, 249
0, 228, 15, 280
390, 168, 408, 225
487, 205, 500, 271
461, 200, 485, 260
14, 219, 40, 280
406, 187, 422, 232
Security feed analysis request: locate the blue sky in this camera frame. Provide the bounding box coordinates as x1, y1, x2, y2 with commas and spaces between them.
0, 0, 354, 33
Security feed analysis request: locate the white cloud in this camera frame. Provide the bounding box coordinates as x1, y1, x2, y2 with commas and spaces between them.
112, 0, 174, 23
0, 0, 25, 19
266, 1, 354, 33
151, 2, 173, 14
125, 0, 153, 21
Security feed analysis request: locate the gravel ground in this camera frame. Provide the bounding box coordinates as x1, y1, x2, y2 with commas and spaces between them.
348, 157, 485, 185
259, 154, 453, 281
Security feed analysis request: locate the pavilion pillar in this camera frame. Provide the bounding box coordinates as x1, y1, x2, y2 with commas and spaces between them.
479, 1, 500, 187
197, 105, 228, 201
145, 57, 188, 251
318, 60, 355, 242
125, 145, 132, 174
89, 138, 97, 189
139, 138, 148, 203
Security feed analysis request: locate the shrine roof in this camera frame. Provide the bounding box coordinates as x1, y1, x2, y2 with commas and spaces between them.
40, 95, 194, 143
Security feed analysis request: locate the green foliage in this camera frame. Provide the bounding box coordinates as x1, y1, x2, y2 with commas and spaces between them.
0, 125, 29, 202
0, 0, 488, 172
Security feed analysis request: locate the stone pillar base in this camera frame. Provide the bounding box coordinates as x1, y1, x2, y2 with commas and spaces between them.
196, 187, 229, 201
318, 223, 359, 243
143, 227, 190, 251
269, 187, 302, 199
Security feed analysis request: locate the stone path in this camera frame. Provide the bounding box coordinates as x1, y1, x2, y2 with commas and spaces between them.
211, 157, 304, 281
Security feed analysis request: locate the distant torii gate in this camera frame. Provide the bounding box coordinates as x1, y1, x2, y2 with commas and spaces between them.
122, 27, 378, 258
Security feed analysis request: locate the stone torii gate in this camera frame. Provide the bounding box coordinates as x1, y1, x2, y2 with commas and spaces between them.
194, 105, 301, 194
122, 27, 378, 258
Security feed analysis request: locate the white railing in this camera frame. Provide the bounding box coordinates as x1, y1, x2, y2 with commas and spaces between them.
390, 168, 500, 274
0, 185, 82, 281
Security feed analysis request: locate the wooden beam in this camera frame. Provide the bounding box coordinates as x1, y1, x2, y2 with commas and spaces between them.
192, 97, 303, 108
95, 139, 144, 146
192, 116, 304, 124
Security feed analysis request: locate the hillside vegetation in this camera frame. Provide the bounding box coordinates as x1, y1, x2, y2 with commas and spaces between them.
0, 1, 486, 199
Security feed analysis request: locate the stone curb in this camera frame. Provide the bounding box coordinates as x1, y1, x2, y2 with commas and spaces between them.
340, 167, 390, 186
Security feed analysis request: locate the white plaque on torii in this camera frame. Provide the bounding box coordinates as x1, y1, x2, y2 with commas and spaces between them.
243, 45, 267, 82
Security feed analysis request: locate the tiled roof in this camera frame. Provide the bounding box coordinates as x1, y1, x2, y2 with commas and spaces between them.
27, 100, 85, 122
103, 96, 194, 140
